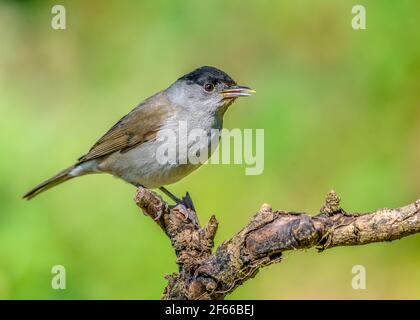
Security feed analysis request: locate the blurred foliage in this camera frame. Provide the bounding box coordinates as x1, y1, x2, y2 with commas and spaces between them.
0, 0, 419, 299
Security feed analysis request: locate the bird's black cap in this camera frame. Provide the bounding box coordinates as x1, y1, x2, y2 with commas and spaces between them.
179, 66, 236, 86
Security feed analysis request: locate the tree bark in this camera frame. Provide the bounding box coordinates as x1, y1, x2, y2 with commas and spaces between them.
134, 188, 420, 300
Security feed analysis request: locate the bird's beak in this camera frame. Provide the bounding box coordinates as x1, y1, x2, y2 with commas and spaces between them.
220, 86, 256, 99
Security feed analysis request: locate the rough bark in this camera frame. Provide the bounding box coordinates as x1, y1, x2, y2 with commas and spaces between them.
134, 188, 420, 300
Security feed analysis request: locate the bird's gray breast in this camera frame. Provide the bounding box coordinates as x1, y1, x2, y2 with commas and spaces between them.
98, 109, 222, 188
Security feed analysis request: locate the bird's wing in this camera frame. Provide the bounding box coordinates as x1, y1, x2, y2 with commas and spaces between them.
77, 92, 175, 163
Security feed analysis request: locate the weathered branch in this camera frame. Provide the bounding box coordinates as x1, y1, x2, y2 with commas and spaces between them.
134, 188, 420, 300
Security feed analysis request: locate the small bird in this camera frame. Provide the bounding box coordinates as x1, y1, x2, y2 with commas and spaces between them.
23, 66, 255, 205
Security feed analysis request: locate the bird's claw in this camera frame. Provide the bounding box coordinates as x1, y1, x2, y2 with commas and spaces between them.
181, 192, 196, 212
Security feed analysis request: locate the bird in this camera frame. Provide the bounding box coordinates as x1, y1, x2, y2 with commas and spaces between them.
23, 66, 255, 206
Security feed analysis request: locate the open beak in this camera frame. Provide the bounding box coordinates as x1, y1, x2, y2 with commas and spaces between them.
221, 86, 256, 99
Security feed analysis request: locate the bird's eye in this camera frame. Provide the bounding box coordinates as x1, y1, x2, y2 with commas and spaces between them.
204, 83, 214, 92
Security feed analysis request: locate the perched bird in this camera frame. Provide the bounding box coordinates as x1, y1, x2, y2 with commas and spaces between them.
23, 66, 255, 205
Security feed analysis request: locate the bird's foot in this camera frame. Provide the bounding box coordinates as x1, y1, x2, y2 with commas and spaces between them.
159, 187, 196, 212
179, 192, 196, 212
168, 193, 196, 212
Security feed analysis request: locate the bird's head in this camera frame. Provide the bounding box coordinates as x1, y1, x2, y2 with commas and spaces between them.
167, 66, 255, 116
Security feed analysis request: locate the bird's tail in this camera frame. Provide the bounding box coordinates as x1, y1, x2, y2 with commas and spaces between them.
23, 165, 76, 200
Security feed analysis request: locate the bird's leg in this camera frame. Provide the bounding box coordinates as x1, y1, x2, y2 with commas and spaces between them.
159, 186, 196, 212
159, 186, 182, 203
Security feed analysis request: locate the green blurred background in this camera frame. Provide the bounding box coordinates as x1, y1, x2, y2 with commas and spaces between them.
0, 0, 419, 299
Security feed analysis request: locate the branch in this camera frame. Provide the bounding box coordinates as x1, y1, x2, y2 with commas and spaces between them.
134, 188, 420, 300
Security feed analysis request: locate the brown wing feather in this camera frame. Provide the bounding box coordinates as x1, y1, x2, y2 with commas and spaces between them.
78, 92, 174, 163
